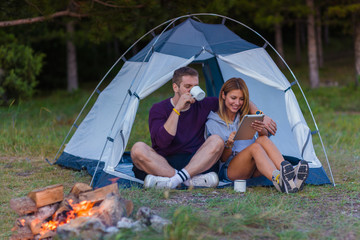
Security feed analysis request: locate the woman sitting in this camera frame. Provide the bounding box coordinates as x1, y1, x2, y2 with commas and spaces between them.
205, 77, 308, 193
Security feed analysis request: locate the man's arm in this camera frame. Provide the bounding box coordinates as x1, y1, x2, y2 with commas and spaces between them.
163, 93, 195, 135
249, 101, 277, 135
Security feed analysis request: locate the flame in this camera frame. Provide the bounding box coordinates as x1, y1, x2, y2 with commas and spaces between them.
19, 219, 26, 227
40, 199, 96, 235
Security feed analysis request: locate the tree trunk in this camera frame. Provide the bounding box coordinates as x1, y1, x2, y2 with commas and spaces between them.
316, 8, 324, 68
66, 21, 78, 92
295, 19, 302, 64
354, 13, 360, 87
306, 0, 320, 88
275, 21, 285, 69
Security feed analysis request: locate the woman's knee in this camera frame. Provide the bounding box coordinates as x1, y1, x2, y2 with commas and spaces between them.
249, 142, 263, 154
255, 135, 269, 145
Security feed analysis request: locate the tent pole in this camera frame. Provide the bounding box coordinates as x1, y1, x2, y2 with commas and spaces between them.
89, 17, 185, 186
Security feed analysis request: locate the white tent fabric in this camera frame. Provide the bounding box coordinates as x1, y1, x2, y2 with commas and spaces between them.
64, 52, 194, 171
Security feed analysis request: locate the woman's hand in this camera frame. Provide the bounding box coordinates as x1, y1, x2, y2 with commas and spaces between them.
225, 131, 236, 148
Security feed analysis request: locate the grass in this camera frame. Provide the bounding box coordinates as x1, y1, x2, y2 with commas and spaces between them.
1, 52, 360, 239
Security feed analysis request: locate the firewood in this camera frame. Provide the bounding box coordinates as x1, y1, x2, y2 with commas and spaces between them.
15, 215, 34, 228
70, 182, 92, 198
78, 183, 118, 203
28, 184, 64, 208
10, 225, 33, 240
30, 218, 43, 235
52, 193, 78, 222
10, 196, 37, 215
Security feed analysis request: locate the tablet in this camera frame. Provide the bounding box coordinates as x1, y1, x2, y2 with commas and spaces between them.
233, 114, 265, 140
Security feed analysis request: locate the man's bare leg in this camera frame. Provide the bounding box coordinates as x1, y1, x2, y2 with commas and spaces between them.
184, 135, 224, 177
131, 142, 176, 177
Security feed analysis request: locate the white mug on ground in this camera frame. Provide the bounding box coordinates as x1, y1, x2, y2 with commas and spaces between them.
234, 180, 246, 192
190, 86, 206, 101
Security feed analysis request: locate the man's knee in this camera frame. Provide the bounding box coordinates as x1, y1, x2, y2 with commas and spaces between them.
130, 142, 148, 163
207, 135, 225, 153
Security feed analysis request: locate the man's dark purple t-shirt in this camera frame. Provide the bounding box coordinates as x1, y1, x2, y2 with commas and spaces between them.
149, 97, 218, 157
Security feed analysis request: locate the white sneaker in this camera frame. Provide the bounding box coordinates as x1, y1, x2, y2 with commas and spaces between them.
144, 175, 172, 189
184, 172, 219, 188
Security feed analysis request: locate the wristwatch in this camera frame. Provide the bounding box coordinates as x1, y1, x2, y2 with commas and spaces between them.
224, 140, 234, 149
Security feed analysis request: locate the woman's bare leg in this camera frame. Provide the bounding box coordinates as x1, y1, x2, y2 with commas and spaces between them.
255, 136, 284, 169
227, 142, 277, 181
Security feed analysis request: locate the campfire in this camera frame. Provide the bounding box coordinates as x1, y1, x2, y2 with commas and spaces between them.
10, 182, 171, 239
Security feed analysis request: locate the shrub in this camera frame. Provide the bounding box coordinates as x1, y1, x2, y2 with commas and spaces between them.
0, 43, 45, 105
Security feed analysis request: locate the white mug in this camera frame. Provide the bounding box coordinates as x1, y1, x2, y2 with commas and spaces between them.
190, 86, 206, 101
234, 180, 246, 193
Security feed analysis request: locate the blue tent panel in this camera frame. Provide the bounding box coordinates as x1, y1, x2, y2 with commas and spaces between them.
130, 18, 259, 62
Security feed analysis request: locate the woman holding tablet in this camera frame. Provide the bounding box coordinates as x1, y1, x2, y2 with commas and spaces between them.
205, 78, 308, 193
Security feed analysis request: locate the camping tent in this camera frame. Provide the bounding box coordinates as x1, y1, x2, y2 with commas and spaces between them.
54, 14, 334, 189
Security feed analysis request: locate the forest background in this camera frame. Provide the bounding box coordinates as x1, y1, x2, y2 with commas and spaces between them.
1, 0, 360, 239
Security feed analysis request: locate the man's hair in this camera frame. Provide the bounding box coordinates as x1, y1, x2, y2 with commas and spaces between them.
172, 67, 198, 86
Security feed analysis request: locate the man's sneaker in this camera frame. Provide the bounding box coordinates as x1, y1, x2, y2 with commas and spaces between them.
280, 161, 298, 194
272, 170, 284, 193
144, 175, 172, 189
294, 160, 309, 191
184, 172, 219, 188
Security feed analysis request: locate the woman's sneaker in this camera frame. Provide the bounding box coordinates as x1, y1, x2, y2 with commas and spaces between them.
294, 160, 309, 191
280, 161, 298, 194
184, 172, 219, 188
272, 170, 284, 193
144, 175, 172, 189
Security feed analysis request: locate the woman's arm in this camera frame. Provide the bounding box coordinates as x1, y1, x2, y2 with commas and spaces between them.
220, 131, 236, 162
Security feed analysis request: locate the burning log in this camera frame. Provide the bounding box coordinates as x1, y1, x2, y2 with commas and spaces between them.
9, 182, 159, 240
52, 193, 78, 223
28, 184, 64, 208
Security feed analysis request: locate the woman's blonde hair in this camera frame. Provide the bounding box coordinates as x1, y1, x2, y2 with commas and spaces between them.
218, 78, 250, 126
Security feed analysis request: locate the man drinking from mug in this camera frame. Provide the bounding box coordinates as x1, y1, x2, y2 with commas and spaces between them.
130, 67, 277, 189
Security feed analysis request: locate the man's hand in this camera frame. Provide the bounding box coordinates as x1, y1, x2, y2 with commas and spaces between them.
174, 93, 195, 111
251, 120, 265, 132
263, 115, 277, 136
